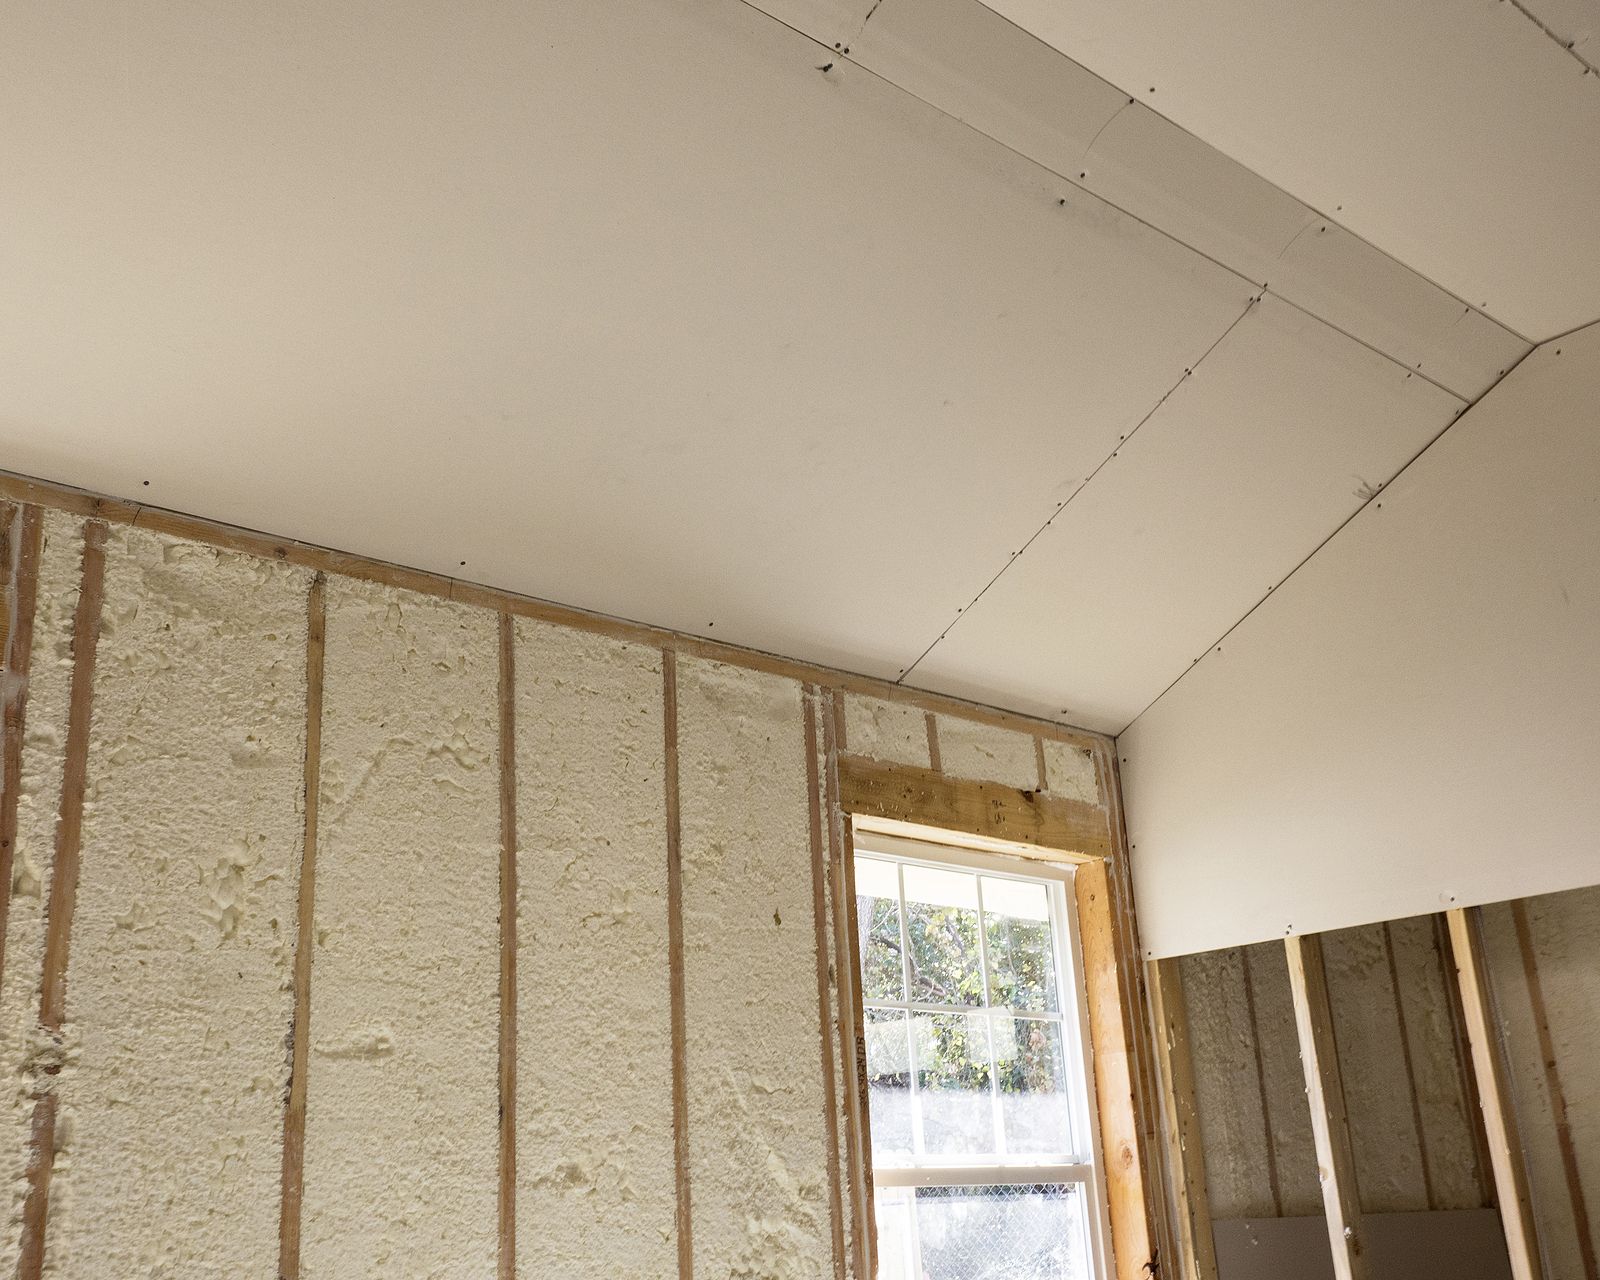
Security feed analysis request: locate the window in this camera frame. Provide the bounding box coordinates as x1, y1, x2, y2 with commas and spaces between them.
854, 832, 1109, 1280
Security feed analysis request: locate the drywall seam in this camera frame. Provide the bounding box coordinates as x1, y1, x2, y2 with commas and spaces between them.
512, 619, 675, 1278
676, 656, 833, 1280
48, 525, 311, 1277
299, 577, 499, 1277
0, 512, 81, 1275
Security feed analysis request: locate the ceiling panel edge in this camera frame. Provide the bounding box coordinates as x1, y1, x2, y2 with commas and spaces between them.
734, 0, 1528, 400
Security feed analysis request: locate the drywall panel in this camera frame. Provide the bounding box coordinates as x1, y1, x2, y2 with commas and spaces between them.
932, 714, 1038, 788
914, 293, 1461, 732
1212, 1209, 1513, 1280
1481, 888, 1600, 1276
300, 580, 500, 1276
0, 512, 80, 1273
0, 0, 1251, 684
840, 0, 1526, 401
676, 657, 835, 1277
1520, 0, 1600, 62
50, 528, 309, 1274
841, 693, 930, 769
1122, 322, 1600, 958
982, 0, 1600, 338
513, 621, 675, 1276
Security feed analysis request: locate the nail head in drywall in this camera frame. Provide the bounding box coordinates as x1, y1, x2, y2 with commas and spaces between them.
816, 62, 833, 73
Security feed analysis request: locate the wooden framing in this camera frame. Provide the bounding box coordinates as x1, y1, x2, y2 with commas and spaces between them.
1147, 957, 1218, 1280
837, 755, 1113, 858
278, 572, 326, 1280
1284, 933, 1368, 1280
0, 504, 43, 990
1446, 907, 1543, 1280
0, 476, 1164, 1280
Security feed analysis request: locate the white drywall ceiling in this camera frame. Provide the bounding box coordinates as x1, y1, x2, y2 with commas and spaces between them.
0, 0, 1561, 733
1121, 321, 1600, 958
981, 0, 1600, 342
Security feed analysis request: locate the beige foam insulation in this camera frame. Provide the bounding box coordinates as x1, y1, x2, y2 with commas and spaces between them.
840, 694, 928, 769
512, 620, 675, 1276
1384, 915, 1484, 1210
677, 657, 834, 1279
0, 511, 81, 1274
1238, 942, 1321, 1216
48, 526, 311, 1276
1177, 947, 1276, 1219
1482, 887, 1600, 1278
300, 578, 499, 1278
932, 715, 1037, 789
1322, 923, 1430, 1211
1040, 738, 1101, 807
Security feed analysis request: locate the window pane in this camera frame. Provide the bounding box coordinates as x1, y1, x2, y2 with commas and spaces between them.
983, 877, 1059, 1013
856, 858, 905, 1002
903, 865, 984, 1007
994, 1016, 1075, 1157
912, 1011, 994, 1156
865, 1009, 914, 1161
875, 1183, 1093, 1280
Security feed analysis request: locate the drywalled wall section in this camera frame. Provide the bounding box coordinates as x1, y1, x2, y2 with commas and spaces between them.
0, 512, 80, 1274
0, 494, 1130, 1278
1179, 921, 1485, 1226
299, 579, 501, 1276
1480, 884, 1600, 1279
512, 621, 675, 1276
50, 527, 310, 1275
1124, 322, 1600, 958
677, 658, 834, 1279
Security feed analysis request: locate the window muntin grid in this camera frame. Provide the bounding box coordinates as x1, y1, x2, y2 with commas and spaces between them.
854, 834, 1109, 1280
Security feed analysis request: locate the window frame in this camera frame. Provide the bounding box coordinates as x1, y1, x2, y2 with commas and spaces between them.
852, 828, 1115, 1280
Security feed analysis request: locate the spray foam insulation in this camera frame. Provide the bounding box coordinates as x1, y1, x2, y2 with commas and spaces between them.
1234, 943, 1320, 1217
299, 578, 500, 1277
841, 694, 929, 769
38, 527, 311, 1276
0, 512, 82, 1273
1481, 885, 1600, 1278
1040, 738, 1101, 806
933, 715, 1037, 789
513, 620, 675, 1276
677, 657, 834, 1279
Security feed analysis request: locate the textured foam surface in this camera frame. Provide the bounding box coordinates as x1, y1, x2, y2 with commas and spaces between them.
299, 579, 499, 1277
933, 715, 1037, 789
513, 621, 675, 1276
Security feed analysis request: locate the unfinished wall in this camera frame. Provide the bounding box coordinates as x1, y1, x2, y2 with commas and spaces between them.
1178, 918, 1486, 1229
1481, 884, 1600, 1279
0, 493, 1127, 1278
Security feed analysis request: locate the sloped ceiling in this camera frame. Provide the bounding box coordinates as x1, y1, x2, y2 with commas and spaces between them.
1, 0, 1573, 734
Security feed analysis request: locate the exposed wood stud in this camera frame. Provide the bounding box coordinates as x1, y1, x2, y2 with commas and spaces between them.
1446, 907, 1542, 1280
1381, 921, 1438, 1210
1512, 901, 1596, 1277
1239, 944, 1284, 1217
497, 613, 518, 1280
1434, 912, 1497, 1208
1147, 957, 1219, 1280
831, 688, 847, 753
824, 697, 872, 1280
1285, 932, 1368, 1280
0, 505, 44, 992
924, 711, 942, 773
839, 756, 1112, 858
803, 689, 847, 1280
278, 571, 326, 1280
18, 518, 108, 1280
1034, 734, 1049, 792
1078, 858, 1156, 1280
0, 471, 1107, 756
663, 650, 693, 1280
